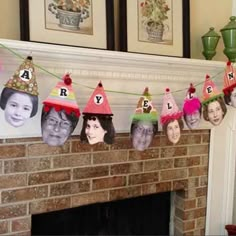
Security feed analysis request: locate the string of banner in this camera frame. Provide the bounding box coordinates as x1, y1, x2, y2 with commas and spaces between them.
0, 42, 228, 97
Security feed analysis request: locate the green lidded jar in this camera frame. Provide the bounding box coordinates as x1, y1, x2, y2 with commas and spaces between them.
201, 27, 220, 60
220, 16, 236, 62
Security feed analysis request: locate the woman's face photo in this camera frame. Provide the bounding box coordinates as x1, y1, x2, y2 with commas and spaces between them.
42, 108, 72, 146
85, 117, 107, 145
207, 100, 224, 126
131, 120, 154, 151
230, 88, 236, 108
166, 119, 181, 144
4, 92, 33, 127
185, 110, 201, 129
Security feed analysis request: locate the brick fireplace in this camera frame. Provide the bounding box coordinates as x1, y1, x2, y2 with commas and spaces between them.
0, 129, 210, 235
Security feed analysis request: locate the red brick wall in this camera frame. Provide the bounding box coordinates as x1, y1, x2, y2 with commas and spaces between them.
0, 130, 210, 236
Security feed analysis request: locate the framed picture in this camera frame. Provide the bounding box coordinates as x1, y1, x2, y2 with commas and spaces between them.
20, 0, 115, 50
119, 0, 190, 58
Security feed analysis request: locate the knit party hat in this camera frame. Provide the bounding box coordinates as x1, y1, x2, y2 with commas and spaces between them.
5, 56, 38, 96
202, 74, 223, 105
131, 87, 158, 122
223, 61, 236, 95
82, 81, 113, 115
43, 74, 80, 117
183, 83, 201, 115
160, 88, 182, 125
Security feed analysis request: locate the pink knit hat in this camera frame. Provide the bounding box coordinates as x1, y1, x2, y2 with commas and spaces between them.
160, 88, 182, 125
223, 61, 236, 96
202, 74, 223, 105
183, 83, 201, 115
82, 81, 113, 115
43, 73, 80, 117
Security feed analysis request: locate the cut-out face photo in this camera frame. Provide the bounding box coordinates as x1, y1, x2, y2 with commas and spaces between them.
224, 87, 236, 108
41, 107, 79, 146
80, 115, 115, 145
203, 97, 227, 126
130, 120, 158, 151
163, 118, 184, 144
0, 88, 38, 127
184, 109, 201, 130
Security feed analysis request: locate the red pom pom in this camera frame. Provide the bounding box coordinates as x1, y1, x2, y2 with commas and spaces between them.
206, 74, 210, 79
189, 83, 195, 93
98, 81, 103, 87
227, 61, 231, 66
189, 87, 195, 93
166, 88, 170, 92
64, 74, 72, 85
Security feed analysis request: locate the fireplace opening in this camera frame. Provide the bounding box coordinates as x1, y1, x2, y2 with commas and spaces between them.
31, 192, 171, 235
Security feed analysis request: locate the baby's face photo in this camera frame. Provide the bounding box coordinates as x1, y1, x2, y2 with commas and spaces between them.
4, 92, 33, 127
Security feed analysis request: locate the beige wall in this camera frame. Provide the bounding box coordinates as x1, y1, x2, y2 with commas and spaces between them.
0, 0, 233, 61
0, 0, 20, 40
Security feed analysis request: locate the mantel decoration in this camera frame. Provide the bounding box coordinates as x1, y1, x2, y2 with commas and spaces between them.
20, 0, 115, 50
140, 0, 170, 42
1, 42, 236, 145
220, 16, 236, 62
119, 0, 190, 58
48, 0, 90, 30
201, 27, 220, 60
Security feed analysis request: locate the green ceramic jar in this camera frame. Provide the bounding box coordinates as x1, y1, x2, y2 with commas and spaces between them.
202, 27, 220, 60
220, 16, 236, 62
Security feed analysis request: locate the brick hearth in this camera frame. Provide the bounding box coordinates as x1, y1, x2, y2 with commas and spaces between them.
0, 130, 210, 235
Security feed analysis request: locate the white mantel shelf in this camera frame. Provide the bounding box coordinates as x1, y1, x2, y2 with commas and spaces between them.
0, 39, 235, 235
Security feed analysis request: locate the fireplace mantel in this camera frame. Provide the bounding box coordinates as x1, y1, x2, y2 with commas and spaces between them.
0, 39, 235, 235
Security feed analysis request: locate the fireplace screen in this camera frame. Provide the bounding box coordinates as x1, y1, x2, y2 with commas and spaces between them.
32, 192, 171, 235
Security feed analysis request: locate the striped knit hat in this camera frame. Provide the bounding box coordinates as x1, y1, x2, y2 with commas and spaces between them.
222, 61, 236, 96
43, 74, 80, 117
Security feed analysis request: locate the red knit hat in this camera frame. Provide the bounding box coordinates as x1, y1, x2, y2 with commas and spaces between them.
202, 74, 223, 105
222, 61, 236, 95
82, 81, 113, 115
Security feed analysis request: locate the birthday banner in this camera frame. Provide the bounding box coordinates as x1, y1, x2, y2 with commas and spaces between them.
0, 40, 232, 148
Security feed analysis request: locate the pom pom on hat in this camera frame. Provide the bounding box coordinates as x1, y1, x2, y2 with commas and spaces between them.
183, 83, 201, 115
222, 61, 236, 96
43, 73, 80, 117
82, 81, 113, 116
160, 88, 182, 125
4, 56, 39, 96
131, 87, 158, 122
202, 74, 223, 105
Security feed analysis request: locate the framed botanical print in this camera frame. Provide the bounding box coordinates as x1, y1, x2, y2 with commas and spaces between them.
20, 0, 115, 50
119, 0, 190, 57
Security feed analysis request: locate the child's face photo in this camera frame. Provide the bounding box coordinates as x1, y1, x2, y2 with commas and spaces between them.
4, 92, 33, 127
85, 117, 107, 145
